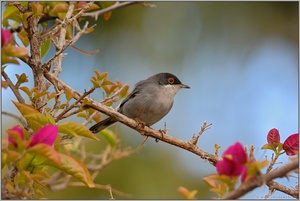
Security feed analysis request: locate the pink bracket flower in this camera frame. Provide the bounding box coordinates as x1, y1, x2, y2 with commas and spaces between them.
216, 142, 248, 178
1, 28, 12, 47
8, 125, 58, 148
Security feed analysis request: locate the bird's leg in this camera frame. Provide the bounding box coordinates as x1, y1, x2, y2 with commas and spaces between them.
157, 122, 168, 142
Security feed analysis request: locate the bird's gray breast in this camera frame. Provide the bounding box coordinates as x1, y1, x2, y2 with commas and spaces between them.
120, 84, 175, 126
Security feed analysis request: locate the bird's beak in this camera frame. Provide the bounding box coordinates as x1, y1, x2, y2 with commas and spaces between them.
180, 84, 190, 89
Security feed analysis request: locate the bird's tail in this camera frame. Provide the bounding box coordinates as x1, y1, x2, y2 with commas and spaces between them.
89, 117, 117, 133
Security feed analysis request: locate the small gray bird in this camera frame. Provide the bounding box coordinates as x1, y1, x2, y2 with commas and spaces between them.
89, 72, 190, 133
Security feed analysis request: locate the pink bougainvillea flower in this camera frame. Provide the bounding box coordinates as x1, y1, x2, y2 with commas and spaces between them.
8, 125, 58, 149
223, 142, 247, 164
283, 133, 299, 156
267, 128, 280, 146
216, 158, 246, 176
28, 125, 58, 148
216, 142, 248, 177
1, 28, 12, 47
8, 125, 24, 147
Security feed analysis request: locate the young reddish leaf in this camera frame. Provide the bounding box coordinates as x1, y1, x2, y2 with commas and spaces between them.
6, 151, 21, 164
20, 170, 33, 183
7, 125, 24, 148
104, 11, 112, 20
85, 26, 95, 34
13, 101, 52, 132
267, 128, 280, 146
58, 121, 100, 141
2, 80, 9, 89
178, 186, 198, 200
4, 45, 29, 58
27, 144, 61, 167
54, 153, 95, 187
92, 113, 102, 123
283, 133, 299, 156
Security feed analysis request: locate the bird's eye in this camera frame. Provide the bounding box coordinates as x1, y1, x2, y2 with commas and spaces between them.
167, 77, 175, 84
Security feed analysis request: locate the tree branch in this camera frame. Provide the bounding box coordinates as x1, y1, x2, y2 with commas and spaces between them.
44, 70, 219, 166
222, 159, 299, 199
81, 2, 138, 20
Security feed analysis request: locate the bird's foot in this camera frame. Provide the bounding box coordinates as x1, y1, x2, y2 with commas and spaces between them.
134, 117, 146, 129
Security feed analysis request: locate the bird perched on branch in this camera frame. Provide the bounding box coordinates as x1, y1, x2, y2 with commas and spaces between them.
89, 72, 190, 133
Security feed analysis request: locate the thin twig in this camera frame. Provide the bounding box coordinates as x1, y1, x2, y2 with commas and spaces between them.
81, 2, 138, 20
40, 2, 95, 42
55, 87, 96, 122
68, 182, 131, 198
1, 71, 25, 103
2, 111, 29, 129
189, 120, 212, 145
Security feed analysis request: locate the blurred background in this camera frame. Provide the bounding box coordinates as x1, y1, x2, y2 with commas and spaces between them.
2, 2, 298, 199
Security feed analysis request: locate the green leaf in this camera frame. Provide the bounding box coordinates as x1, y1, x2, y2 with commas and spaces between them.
33, 90, 49, 100
101, 80, 115, 86
54, 153, 95, 187
118, 85, 129, 99
58, 121, 100, 141
13, 101, 52, 132
261, 143, 277, 152
2, 5, 21, 27
27, 144, 61, 167
95, 71, 108, 80
19, 86, 33, 98
47, 92, 57, 100
64, 87, 73, 101
100, 129, 117, 147
49, 2, 69, 16
31, 2, 44, 16
40, 39, 51, 58
17, 28, 29, 47
44, 110, 56, 125
15, 73, 28, 88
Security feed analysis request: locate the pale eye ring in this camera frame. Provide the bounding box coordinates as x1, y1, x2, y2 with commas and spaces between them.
168, 77, 175, 84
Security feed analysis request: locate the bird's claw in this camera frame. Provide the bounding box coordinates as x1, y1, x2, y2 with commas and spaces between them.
134, 117, 146, 128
